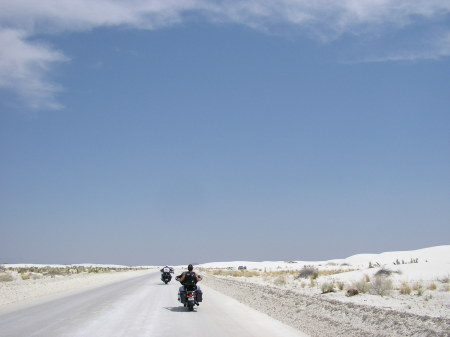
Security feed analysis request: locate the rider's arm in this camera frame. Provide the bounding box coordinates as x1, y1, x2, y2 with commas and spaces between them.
179, 272, 185, 282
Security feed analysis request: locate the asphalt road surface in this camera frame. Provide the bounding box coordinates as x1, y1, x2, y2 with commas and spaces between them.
0, 271, 309, 337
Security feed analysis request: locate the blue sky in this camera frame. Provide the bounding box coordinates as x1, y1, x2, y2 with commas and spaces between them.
1, 1, 449, 265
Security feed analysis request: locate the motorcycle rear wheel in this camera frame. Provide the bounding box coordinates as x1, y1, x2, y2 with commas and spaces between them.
187, 301, 194, 311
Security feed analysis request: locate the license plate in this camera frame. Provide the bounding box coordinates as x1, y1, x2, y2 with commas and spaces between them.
188, 296, 194, 301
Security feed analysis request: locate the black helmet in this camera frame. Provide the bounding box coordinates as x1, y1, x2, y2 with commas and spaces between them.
188, 264, 193, 271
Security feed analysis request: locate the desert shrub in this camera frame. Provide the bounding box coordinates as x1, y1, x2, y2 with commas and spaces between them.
30, 272, 43, 280
300, 282, 306, 288
232, 270, 259, 277
411, 282, 424, 296
0, 272, 14, 282
346, 289, 359, 297
321, 282, 335, 293
353, 279, 370, 293
337, 282, 345, 291
412, 282, 423, 291
399, 282, 412, 295
363, 274, 370, 282
264, 270, 296, 277
21, 273, 31, 280
375, 268, 393, 277
427, 283, 437, 291
370, 276, 393, 296
209, 269, 261, 277
46, 268, 68, 276
438, 276, 449, 284
297, 266, 319, 279
309, 278, 316, 288
319, 269, 355, 276
441, 284, 450, 292
273, 276, 287, 286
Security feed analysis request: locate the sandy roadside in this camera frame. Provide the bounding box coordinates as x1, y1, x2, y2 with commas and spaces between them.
202, 275, 450, 337
0, 269, 156, 311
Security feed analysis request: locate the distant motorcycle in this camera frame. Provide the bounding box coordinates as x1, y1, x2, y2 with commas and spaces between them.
160, 266, 173, 284
161, 271, 172, 284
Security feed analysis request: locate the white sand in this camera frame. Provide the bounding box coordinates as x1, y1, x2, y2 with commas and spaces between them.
1, 246, 449, 336
198, 245, 450, 337
0, 268, 155, 308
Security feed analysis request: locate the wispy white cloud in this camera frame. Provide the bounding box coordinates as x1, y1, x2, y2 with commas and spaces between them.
352, 32, 450, 63
1, 0, 449, 110
0, 29, 68, 110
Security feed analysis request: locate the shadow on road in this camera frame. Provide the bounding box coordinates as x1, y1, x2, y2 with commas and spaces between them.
164, 306, 195, 312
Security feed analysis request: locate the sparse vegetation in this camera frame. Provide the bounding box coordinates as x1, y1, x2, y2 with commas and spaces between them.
319, 269, 355, 277
353, 279, 370, 293
337, 282, 345, 291
273, 276, 287, 286
427, 283, 437, 291
413, 282, 424, 296
375, 267, 401, 277
441, 284, 450, 292
399, 282, 412, 295
370, 275, 393, 296
438, 276, 449, 284
297, 266, 319, 279
346, 288, 359, 297
0, 272, 14, 282
210, 269, 260, 277
321, 282, 335, 294
1, 265, 145, 281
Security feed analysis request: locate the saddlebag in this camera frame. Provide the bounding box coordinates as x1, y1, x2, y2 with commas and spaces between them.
179, 291, 186, 304
196, 290, 203, 302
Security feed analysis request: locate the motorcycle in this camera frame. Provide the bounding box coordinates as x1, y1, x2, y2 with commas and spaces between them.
161, 271, 172, 284
177, 274, 203, 311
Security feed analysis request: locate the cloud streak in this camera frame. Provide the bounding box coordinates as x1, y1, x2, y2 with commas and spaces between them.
1, 0, 449, 110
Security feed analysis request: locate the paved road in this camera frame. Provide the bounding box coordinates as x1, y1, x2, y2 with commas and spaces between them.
0, 271, 309, 337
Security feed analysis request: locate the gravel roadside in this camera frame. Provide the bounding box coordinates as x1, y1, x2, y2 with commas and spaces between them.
202, 275, 450, 337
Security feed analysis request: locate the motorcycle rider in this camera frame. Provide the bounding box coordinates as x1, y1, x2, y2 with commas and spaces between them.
160, 265, 173, 282
176, 264, 203, 304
